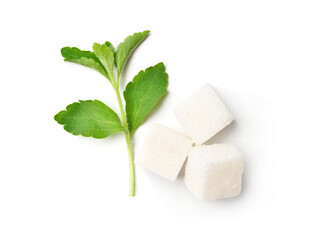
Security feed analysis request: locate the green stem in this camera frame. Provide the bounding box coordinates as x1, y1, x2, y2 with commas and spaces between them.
125, 131, 135, 196
114, 84, 135, 196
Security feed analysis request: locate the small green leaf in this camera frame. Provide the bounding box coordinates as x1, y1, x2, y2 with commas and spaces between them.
124, 62, 168, 133
105, 41, 115, 53
115, 30, 150, 77
93, 43, 115, 82
61, 47, 110, 79
54, 100, 125, 139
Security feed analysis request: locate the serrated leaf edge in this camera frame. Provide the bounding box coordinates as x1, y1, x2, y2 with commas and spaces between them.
123, 62, 168, 133
61, 47, 111, 80
115, 30, 150, 76
54, 100, 125, 139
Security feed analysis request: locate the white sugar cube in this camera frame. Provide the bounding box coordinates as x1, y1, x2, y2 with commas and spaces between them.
136, 124, 193, 181
184, 144, 244, 200
174, 84, 234, 145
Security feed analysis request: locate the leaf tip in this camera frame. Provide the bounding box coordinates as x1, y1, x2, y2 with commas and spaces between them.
155, 62, 165, 69
54, 110, 66, 124
92, 42, 101, 50
53, 113, 59, 123
61, 47, 70, 58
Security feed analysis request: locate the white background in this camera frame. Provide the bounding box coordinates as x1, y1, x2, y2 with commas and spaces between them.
0, 0, 317, 239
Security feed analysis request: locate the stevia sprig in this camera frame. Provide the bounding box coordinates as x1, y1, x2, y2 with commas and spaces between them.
54, 31, 168, 196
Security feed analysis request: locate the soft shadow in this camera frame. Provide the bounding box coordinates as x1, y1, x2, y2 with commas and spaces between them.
177, 158, 188, 178
76, 131, 124, 144
137, 88, 274, 205
205, 121, 237, 145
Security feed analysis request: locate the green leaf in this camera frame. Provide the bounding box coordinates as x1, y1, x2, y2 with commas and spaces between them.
124, 62, 168, 133
105, 41, 115, 53
54, 100, 125, 139
93, 43, 115, 82
61, 47, 110, 80
115, 30, 150, 77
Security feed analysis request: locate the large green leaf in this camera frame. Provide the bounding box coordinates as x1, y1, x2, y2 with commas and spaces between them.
115, 30, 150, 77
124, 62, 168, 133
61, 47, 110, 80
54, 100, 125, 139
93, 43, 115, 83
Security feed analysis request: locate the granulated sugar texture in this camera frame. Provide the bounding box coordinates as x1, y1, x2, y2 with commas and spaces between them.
136, 83, 244, 201
174, 84, 234, 145
184, 144, 244, 200
135, 124, 193, 181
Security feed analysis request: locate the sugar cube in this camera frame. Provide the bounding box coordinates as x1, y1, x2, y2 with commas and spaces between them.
136, 123, 193, 181
184, 144, 244, 200
174, 84, 234, 145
